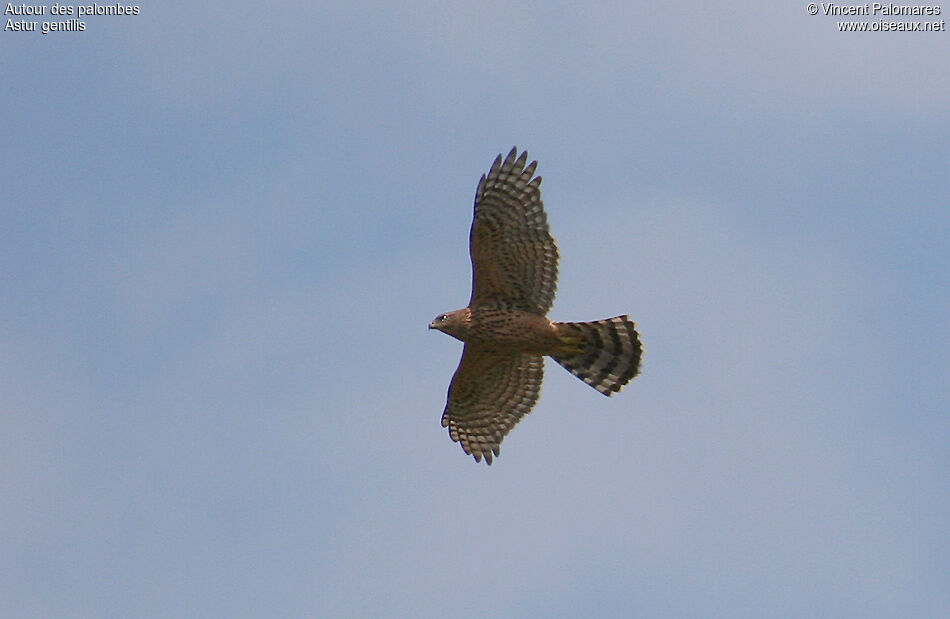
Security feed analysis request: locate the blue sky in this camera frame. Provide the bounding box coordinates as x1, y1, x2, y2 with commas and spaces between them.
2, 2, 948, 617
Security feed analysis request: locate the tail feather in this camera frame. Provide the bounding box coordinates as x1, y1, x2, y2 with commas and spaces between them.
551, 316, 642, 395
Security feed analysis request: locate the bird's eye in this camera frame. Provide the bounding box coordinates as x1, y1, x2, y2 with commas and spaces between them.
439, 315, 448, 322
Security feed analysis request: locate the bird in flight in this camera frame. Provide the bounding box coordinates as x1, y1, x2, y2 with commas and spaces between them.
430, 147, 642, 464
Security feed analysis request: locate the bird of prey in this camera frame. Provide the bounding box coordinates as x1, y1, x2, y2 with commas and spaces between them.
430, 147, 642, 464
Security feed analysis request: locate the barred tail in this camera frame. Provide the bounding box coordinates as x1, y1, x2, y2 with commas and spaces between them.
551, 316, 642, 396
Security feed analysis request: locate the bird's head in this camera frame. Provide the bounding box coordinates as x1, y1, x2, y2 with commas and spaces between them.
429, 308, 470, 340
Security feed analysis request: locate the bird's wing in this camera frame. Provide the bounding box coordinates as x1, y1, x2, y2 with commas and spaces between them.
469, 147, 559, 315
441, 346, 544, 464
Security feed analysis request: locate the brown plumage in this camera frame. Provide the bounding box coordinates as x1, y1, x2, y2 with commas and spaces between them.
430, 148, 642, 464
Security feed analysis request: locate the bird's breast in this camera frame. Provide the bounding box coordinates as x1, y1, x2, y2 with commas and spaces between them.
465, 307, 560, 354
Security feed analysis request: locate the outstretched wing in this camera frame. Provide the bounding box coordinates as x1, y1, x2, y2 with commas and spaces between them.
469, 147, 559, 315
441, 347, 544, 464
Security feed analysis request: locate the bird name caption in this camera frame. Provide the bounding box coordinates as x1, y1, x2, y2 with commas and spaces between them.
4, 3, 139, 34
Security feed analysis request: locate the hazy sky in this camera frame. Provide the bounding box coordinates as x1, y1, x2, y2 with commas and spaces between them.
2, 2, 948, 617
